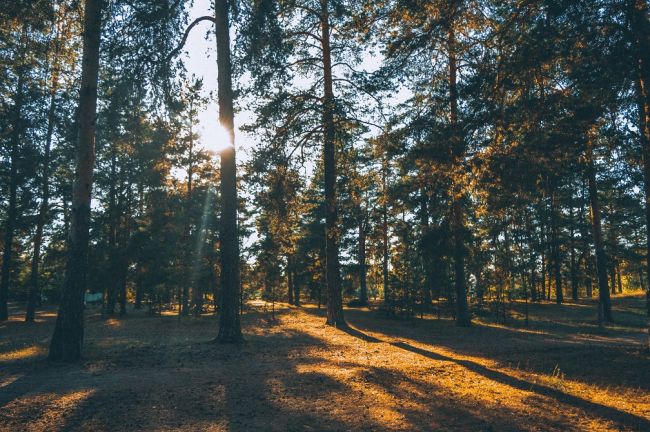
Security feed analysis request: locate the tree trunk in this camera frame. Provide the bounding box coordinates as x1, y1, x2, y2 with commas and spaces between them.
550, 190, 563, 304
215, 0, 242, 343
320, 0, 345, 327
183, 119, 194, 317
569, 198, 578, 301
448, 26, 471, 327
293, 269, 301, 306
420, 188, 433, 308
287, 257, 294, 305
358, 217, 368, 305
586, 127, 612, 323
628, 0, 650, 344
382, 151, 391, 313
106, 152, 118, 316
48, 0, 102, 361
0, 70, 24, 322
26, 90, 56, 322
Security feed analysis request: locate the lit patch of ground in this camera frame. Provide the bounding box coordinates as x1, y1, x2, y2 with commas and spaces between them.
0, 295, 648, 431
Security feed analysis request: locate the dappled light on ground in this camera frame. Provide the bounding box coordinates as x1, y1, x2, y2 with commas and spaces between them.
0, 297, 648, 431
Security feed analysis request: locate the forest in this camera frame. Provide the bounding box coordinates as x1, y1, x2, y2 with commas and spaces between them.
1, 0, 650, 431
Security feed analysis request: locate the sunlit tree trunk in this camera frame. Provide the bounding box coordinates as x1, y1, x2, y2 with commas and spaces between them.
215, 0, 242, 343
49, 0, 102, 361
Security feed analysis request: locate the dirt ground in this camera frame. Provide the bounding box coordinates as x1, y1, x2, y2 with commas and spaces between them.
1, 294, 649, 432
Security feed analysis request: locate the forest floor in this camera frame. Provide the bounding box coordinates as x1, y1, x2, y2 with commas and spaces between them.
0, 293, 649, 432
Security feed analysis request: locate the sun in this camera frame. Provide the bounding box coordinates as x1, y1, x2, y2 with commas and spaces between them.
202, 122, 233, 155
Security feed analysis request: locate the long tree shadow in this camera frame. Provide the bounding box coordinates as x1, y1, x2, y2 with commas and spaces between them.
390, 340, 650, 431
335, 307, 650, 394
325, 310, 650, 431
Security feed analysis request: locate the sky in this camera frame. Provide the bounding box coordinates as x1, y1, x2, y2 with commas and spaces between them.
181, 0, 256, 160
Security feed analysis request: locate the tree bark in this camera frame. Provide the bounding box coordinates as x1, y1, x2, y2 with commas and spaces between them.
448, 26, 471, 327
358, 216, 368, 305
628, 0, 650, 344
48, 0, 102, 361
381, 151, 391, 314
215, 0, 242, 343
0, 70, 24, 321
27, 90, 56, 322
585, 128, 612, 323
550, 190, 563, 304
420, 187, 433, 308
320, 0, 345, 327
569, 197, 578, 301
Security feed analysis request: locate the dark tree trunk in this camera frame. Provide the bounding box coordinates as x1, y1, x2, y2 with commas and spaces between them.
183, 122, 194, 317
320, 0, 345, 327
610, 259, 617, 295
420, 188, 433, 308
106, 152, 118, 317
569, 199, 578, 301
0, 71, 24, 322
288, 257, 294, 305
293, 269, 300, 306
448, 27, 471, 327
616, 260, 623, 294
382, 153, 390, 313
215, 0, 242, 343
358, 217, 368, 305
48, 0, 102, 362
586, 255, 594, 298
586, 128, 613, 323
628, 0, 650, 344
26, 90, 56, 322
550, 191, 563, 304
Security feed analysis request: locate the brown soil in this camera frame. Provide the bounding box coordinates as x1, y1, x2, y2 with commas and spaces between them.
1, 294, 649, 431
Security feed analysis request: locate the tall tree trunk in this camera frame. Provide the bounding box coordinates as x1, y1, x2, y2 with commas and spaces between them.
184, 118, 194, 317
448, 26, 471, 327
0, 71, 24, 321
106, 152, 118, 316
586, 127, 613, 323
26, 91, 56, 322
358, 216, 368, 305
628, 0, 650, 344
420, 187, 433, 308
616, 260, 623, 294
293, 268, 300, 306
287, 256, 294, 305
569, 197, 578, 301
48, 0, 102, 361
320, 0, 345, 327
215, 0, 242, 343
549, 190, 563, 304
382, 151, 391, 313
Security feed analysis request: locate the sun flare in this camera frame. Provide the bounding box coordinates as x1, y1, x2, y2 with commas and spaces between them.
202, 122, 233, 155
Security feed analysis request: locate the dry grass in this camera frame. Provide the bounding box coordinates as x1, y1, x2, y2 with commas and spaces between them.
0, 294, 648, 431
